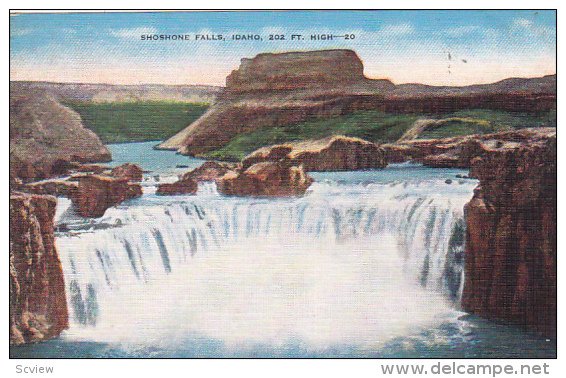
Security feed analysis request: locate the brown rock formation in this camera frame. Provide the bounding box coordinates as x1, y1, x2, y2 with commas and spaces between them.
72, 174, 142, 218
156, 161, 236, 196
218, 161, 313, 197
110, 163, 143, 182
382, 127, 556, 168
183, 161, 237, 182
243, 135, 387, 171
462, 132, 556, 338
158, 49, 555, 156
10, 87, 111, 182
157, 50, 391, 155
225, 50, 367, 92
156, 178, 198, 196
24, 179, 79, 198
10, 192, 69, 345
69, 163, 111, 174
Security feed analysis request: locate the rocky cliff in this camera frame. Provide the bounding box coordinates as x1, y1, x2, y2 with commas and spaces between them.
462, 133, 556, 338
10, 192, 69, 345
225, 50, 370, 92
382, 127, 555, 168
158, 49, 556, 156
10, 87, 111, 182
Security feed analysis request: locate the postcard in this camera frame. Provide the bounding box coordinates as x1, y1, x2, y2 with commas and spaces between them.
9, 9, 556, 359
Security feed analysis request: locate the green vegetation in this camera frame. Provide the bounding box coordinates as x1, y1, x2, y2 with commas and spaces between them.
418, 109, 556, 139
64, 100, 556, 161
203, 108, 556, 161
203, 111, 420, 161
64, 101, 209, 144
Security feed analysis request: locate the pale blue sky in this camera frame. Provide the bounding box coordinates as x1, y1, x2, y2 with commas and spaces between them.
10, 10, 556, 86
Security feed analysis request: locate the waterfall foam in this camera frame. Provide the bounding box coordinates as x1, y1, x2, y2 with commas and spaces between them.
55, 177, 476, 349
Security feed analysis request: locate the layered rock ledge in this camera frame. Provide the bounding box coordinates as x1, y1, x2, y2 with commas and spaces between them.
71, 165, 143, 218
382, 127, 556, 168
158, 49, 555, 156
462, 132, 556, 338
10, 192, 69, 345
218, 161, 313, 197
242, 135, 387, 171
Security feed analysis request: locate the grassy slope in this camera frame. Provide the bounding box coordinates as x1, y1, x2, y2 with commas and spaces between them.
418, 109, 557, 139
204, 111, 420, 161
65, 101, 209, 144
64, 100, 556, 160
203, 108, 557, 161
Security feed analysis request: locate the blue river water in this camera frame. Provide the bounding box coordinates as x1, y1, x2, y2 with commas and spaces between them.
10, 141, 556, 358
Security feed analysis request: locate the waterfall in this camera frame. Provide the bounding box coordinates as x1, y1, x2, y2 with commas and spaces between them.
55, 178, 475, 347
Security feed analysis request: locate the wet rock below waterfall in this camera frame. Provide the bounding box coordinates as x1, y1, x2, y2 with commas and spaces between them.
72, 174, 142, 218
156, 161, 237, 196
10, 192, 69, 345
156, 177, 198, 196
110, 163, 143, 182
217, 161, 313, 197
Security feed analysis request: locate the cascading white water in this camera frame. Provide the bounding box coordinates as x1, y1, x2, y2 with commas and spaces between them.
55, 177, 475, 349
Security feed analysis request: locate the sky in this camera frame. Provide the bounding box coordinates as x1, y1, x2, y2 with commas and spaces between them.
10, 10, 556, 86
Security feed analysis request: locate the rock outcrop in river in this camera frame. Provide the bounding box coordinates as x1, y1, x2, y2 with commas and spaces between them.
71, 164, 144, 218
10, 192, 69, 345
158, 49, 555, 156
242, 136, 387, 171
218, 161, 313, 197
156, 161, 236, 195
382, 127, 555, 168
110, 163, 144, 182
10, 87, 112, 182
462, 131, 556, 338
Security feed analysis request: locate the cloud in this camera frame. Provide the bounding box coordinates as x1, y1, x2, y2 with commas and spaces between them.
444, 25, 480, 37
109, 27, 158, 39
11, 28, 33, 37
376, 23, 414, 37
512, 18, 554, 37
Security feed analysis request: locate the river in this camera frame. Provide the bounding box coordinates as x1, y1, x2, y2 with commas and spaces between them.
9, 141, 556, 358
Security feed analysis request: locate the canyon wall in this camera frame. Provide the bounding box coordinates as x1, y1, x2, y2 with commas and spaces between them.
10, 87, 111, 182
159, 49, 556, 156
10, 192, 69, 345
462, 133, 556, 338
11, 81, 221, 103
225, 50, 369, 92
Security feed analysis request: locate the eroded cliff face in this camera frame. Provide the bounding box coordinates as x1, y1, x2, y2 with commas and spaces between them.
158, 49, 555, 156
382, 127, 556, 169
225, 50, 367, 92
157, 49, 393, 154
462, 134, 556, 338
10, 192, 69, 345
10, 87, 111, 182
